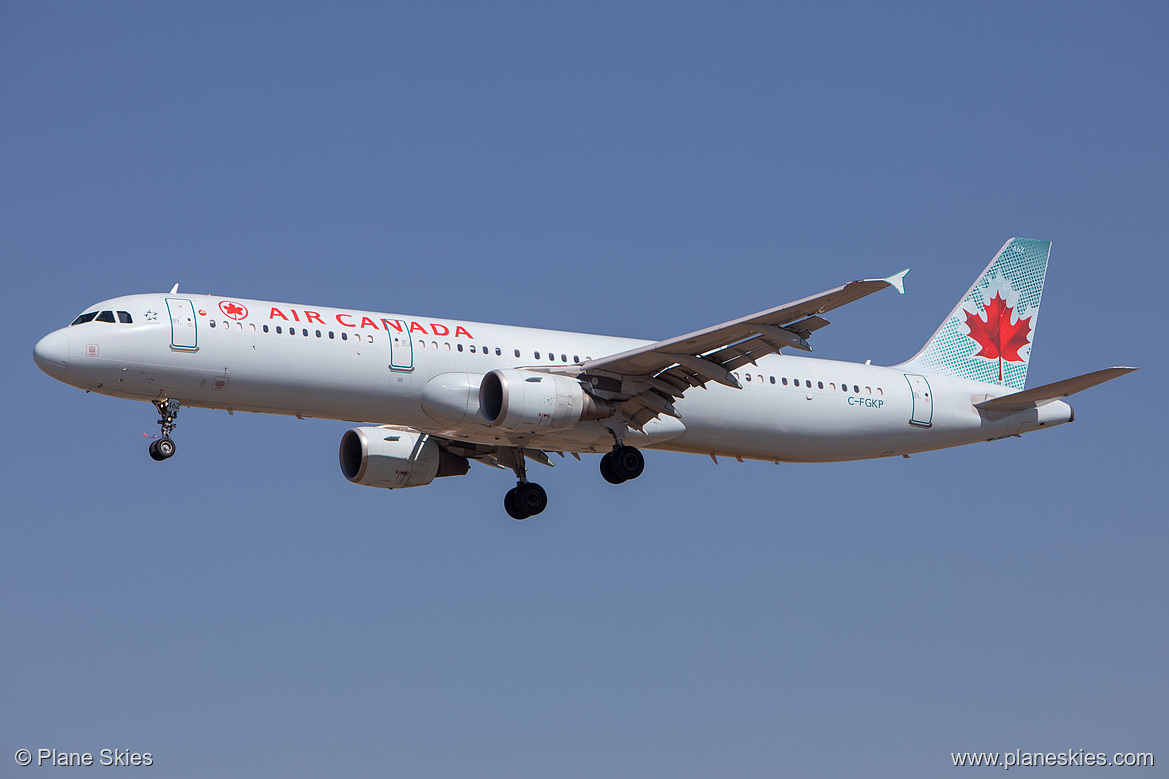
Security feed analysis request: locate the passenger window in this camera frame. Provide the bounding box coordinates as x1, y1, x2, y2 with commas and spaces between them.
117, 311, 132, 323
574, 355, 580, 363
770, 376, 775, 384
469, 345, 476, 353
561, 354, 568, 363
818, 381, 824, 389
445, 343, 451, 351
865, 386, 872, 395
276, 326, 282, 334
496, 348, 502, 356
210, 320, 217, 328
329, 331, 335, 339
418, 340, 425, 348
534, 352, 540, 359
341, 332, 347, 340
96, 311, 115, 323
758, 374, 764, 384
782, 377, 788, 385
316, 330, 322, 338
263, 325, 270, 333
745, 373, 752, 382
853, 385, 860, 393
514, 349, 521, 358
366, 335, 374, 343
792, 379, 799, 387
877, 387, 883, 396
829, 382, 836, 390
432, 341, 438, 350
458, 344, 464, 352
71, 312, 98, 325
249, 323, 255, 332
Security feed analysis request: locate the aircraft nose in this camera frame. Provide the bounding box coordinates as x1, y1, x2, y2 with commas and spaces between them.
33, 330, 69, 378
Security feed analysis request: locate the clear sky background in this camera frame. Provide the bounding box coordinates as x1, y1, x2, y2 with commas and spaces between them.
3, 3, 1165, 777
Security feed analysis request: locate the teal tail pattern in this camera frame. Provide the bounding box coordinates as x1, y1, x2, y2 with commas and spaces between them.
898, 238, 1050, 390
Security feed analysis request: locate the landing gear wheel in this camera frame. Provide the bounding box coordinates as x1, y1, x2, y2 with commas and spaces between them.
149, 437, 176, 461
504, 483, 547, 519
516, 482, 547, 517
610, 445, 644, 481
600, 452, 627, 484
156, 437, 176, 459
504, 488, 527, 520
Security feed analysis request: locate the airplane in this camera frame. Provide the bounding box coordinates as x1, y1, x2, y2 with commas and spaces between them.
33, 238, 1134, 519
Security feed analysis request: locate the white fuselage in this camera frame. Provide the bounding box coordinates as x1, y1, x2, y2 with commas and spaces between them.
35, 292, 1074, 462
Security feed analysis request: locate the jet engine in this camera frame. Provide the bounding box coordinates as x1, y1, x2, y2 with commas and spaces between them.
339, 427, 469, 489
479, 369, 612, 433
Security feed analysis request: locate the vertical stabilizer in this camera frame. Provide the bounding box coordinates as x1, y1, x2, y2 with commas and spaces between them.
898, 238, 1050, 390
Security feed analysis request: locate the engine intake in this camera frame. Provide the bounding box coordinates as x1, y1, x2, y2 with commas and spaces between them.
479, 369, 612, 433
339, 427, 469, 489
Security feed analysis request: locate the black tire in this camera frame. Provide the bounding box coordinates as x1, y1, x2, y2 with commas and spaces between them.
156, 437, 176, 459
600, 452, 627, 484
504, 488, 528, 520
148, 440, 165, 461
611, 445, 644, 481
516, 482, 547, 516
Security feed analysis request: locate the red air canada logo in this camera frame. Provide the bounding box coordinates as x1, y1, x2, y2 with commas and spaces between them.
219, 301, 248, 320
964, 291, 1032, 382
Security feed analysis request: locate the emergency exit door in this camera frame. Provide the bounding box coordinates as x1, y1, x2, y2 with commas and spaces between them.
386, 320, 413, 372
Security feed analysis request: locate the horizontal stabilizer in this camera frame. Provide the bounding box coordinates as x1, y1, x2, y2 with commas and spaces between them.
974, 367, 1137, 412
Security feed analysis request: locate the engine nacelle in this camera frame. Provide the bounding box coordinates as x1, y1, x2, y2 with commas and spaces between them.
479, 369, 612, 433
339, 427, 469, 489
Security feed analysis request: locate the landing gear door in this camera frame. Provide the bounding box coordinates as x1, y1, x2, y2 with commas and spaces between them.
387, 319, 413, 373
166, 298, 198, 351
904, 373, 933, 427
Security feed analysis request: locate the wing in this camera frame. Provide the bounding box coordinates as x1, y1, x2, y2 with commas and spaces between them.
582, 270, 909, 430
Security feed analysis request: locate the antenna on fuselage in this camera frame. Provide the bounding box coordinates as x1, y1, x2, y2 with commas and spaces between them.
169, 284, 179, 294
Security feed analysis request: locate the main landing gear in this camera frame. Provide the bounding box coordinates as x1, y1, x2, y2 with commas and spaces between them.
149, 397, 180, 462
498, 447, 548, 520
505, 482, 548, 520
599, 444, 644, 484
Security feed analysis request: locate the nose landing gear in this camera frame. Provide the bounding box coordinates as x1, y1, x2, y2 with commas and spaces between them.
149, 398, 180, 461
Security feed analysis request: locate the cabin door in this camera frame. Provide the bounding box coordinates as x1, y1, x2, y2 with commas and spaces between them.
904, 373, 933, 427
165, 298, 198, 351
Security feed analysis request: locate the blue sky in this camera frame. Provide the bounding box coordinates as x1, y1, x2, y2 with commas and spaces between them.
3, 3, 1165, 776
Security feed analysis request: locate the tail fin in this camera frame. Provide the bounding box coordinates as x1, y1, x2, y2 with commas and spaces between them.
898, 238, 1050, 390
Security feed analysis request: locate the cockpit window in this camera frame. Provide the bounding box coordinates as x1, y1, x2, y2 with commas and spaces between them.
95, 311, 116, 323
71, 312, 98, 325
117, 311, 133, 323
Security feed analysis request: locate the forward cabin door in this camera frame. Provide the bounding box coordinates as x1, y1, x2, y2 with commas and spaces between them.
386, 319, 413, 388
904, 373, 933, 427
165, 298, 198, 351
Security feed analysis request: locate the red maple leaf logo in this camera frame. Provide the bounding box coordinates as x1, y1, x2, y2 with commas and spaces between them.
964, 291, 1031, 382
219, 301, 248, 320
